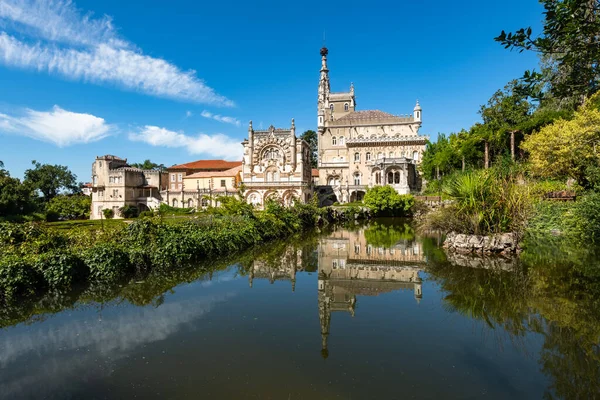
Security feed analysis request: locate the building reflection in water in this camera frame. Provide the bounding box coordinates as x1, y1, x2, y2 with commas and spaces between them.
245, 226, 426, 358
318, 227, 425, 358
247, 246, 304, 292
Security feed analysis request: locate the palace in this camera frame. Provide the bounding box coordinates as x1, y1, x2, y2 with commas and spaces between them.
316, 47, 428, 204
89, 47, 430, 217
240, 119, 312, 207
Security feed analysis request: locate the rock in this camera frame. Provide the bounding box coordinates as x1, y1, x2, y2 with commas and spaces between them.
443, 232, 518, 254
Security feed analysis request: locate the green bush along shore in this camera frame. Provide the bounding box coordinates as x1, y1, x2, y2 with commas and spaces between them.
0, 198, 361, 303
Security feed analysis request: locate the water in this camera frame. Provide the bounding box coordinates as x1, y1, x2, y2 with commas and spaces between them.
1, 220, 599, 399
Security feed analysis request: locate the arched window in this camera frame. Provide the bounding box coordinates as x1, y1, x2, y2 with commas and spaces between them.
388, 172, 394, 184
332, 136, 337, 146
389, 152, 394, 158
366, 152, 371, 161
354, 173, 361, 185
172, 198, 178, 207
187, 199, 193, 208
263, 147, 280, 160
201, 198, 209, 207
330, 104, 334, 111
394, 172, 400, 184
339, 136, 345, 145
378, 152, 383, 159
344, 103, 349, 111
375, 172, 381, 184
413, 151, 419, 161
354, 152, 360, 162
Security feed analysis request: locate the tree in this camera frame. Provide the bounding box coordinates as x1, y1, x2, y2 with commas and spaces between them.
0, 165, 35, 218
478, 81, 532, 164
521, 92, 600, 187
496, 0, 600, 104
45, 195, 92, 220
300, 130, 318, 168
129, 160, 165, 170
420, 134, 461, 180
24, 161, 78, 203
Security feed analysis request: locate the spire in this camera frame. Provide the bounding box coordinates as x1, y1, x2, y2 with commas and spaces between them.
318, 47, 330, 109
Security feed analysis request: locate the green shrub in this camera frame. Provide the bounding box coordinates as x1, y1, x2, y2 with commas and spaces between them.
119, 205, 139, 218
45, 210, 60, 222
437, 168, 532, 235
0, 255, 42, 299
35, 250, 87, 288
0, 222, 43, 245
45, 195, 91, 220
575, 191, 600, 243
159, 204, 194, 215
83, 243, 131, 281
363, 186, 414, 217
103, 209, 114, 219
139, 210, 155, 218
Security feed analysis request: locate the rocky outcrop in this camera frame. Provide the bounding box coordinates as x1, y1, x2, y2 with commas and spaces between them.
443, 232, 518, 255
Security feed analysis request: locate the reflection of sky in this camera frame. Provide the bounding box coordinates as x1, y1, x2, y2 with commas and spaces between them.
0, 291, 236, 399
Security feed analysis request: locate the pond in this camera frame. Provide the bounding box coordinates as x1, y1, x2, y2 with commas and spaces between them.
1, 219, 599, 399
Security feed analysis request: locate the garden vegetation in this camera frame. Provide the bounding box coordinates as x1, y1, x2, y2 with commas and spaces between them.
0, 198, 345, 303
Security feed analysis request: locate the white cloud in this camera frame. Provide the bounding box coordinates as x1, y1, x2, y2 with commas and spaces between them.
0, 105, 112, 146
0, 0, 129, 49
200, 109, 241, 127
185, 110, 193, 118
129, 125, 242, 160
0, 1, 233, 106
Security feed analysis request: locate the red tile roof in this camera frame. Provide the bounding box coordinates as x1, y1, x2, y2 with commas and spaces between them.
169, 159, 242, 171
311, 168, 320, 177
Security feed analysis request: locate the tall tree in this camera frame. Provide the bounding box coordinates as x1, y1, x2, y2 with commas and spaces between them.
24, 161, 78, 203
300, 130, 318, 168
129, 159, 165, 170
496, 0, 600, 104
478, 81, 532, 164
0, 165, 35, 218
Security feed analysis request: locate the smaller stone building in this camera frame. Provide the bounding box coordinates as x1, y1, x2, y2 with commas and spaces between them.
161, 160, 242, 208
90, 155, 167, 219
241, 119, 312, 208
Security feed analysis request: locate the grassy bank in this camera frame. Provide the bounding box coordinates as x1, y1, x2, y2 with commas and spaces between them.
0, 199, 365, 303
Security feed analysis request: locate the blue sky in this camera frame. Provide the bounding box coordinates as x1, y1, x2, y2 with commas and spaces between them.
0, 0, 543, 182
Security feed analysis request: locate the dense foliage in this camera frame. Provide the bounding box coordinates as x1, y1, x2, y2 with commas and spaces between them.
0, 163, 36, 220
45, 195, 92, 220
0, 200, 331, 302
0, 161, 82, 222
300, 130, 318, 168
422, 162, 531, 236
363, 186, 414, 217
522, 92, 600, 188
496, 0, 600, 104
24, 161, 79, 203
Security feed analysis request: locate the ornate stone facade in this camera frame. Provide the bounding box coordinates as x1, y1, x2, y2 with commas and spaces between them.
316, 47, 429, 204
241, 119, 312, 208
90, 155, 167, 219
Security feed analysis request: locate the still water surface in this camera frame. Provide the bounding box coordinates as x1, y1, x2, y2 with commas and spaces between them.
1, 220, 599, 399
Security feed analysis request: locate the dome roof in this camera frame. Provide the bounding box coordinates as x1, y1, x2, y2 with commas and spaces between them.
414, 100, 422, 111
